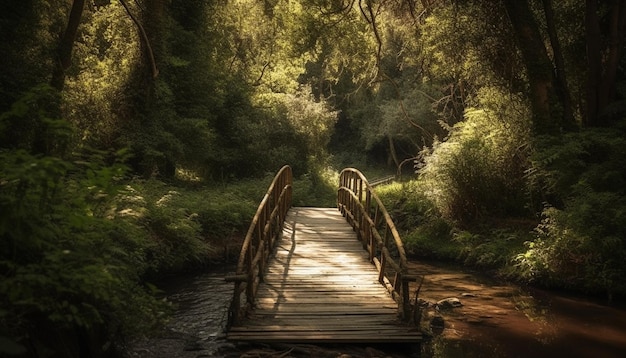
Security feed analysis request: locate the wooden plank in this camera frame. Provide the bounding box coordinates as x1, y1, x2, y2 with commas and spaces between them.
256, 295, 390, 301
226, 333, 420, 344
239, 316, 402, 325
226, 207, 421, 344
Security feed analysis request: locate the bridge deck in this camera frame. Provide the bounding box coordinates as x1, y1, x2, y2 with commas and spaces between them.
226, 207, 421, 343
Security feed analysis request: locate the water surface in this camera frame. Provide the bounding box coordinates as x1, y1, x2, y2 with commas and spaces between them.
412, 261, 626, 358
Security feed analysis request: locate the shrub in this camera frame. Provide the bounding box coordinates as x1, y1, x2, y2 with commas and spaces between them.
517, 127, 626, 298
454, 229, 528, 269
122, 178, 263, 272
376, 181, 455, 258
0, 149, 168, 357
252, 87, 338, 177
419, 87, 531, 226
292, 167, 338, 207
0, 88, 170, 356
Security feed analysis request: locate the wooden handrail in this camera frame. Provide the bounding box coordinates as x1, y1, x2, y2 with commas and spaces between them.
369, 174, 396, 187
337, 168, 414, 321
226, 165, 292, 327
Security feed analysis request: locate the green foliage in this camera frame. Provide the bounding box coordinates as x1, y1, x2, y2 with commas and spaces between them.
2, 4, 625, 355
123, 0, 227, 178
215, 0, 307, 93
120, 178, 261, 272
376, 182, 428, 231
375, 181, 455, 258
294, 1, 377, 94
137, 187, 210, 273
516, 126, 626, 297
422, 2, 522, 95
378, 179, 532, 270
0, 0, 64, 112
292, 167, 338, 207
360, 84, 442, 156
253, 87, 338, 176
419, 87, 532, 225
454, 229, 528, 269
527, 128, 626, 206
0, 136, 168, 355
63, 1, 140, 149
515, 203, 626, 298
0, 85, 69, 154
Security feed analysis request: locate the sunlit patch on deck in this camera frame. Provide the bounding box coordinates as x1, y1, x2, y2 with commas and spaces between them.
226, 207, 421, 343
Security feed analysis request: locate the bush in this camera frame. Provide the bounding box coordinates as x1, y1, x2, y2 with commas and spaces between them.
292, 167, 338, 207
251, 87, 338, 177
0, 148, 169, 357
419, 87, 531, 225
376, 178, 531, 267
376, 181, 456, 258
454, 229, 528, 269
121, 178, 263, 272
516, 127, 626, 298
0, 88, 173, 356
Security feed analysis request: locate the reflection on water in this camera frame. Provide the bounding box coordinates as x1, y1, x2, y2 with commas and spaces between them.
167, 274, 232, 338
413, 261, 626, 358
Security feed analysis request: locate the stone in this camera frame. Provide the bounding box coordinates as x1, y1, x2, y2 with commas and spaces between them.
436, 297, 463, 309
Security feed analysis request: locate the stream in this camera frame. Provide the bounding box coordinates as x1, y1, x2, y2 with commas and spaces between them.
128, 268, 235, 358
127, 262, 626, 358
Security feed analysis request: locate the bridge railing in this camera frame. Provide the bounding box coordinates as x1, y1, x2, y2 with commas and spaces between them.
225, 165, 292, 327
369, 174, 396, 187
338, 168, 415, 321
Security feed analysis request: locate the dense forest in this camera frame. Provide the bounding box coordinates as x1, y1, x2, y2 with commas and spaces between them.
1, 0, 625, 357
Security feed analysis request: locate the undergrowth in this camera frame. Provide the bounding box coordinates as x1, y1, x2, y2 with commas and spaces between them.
376, 127, 626, 299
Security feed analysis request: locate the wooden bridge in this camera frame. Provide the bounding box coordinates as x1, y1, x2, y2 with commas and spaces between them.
225, 166, 421, 343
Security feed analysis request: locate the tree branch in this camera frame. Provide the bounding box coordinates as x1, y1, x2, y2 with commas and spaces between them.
381, 72, 434, 141
119, 0, 159, 78
359, 0, 383, 83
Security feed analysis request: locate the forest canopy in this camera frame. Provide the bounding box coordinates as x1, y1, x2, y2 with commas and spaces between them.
1, 0, 626, 357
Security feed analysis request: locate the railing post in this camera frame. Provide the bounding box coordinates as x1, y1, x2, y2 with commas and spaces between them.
402, 276, 410, 320
378, 250, 386, 284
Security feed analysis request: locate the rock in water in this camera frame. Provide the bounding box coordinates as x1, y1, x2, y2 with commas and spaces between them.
436, 297, 463, 309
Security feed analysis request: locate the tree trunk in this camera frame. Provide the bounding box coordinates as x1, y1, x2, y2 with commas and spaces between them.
119, 0, 158, 78
585, 0, 603, 126
388, 135, 400, 169
583, 0, 626, 127
141, 0, 166, 92
542, 0, 575, 130
503, 0, 559, 135
50, 0, 85, 91
598, 1, 626, 114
